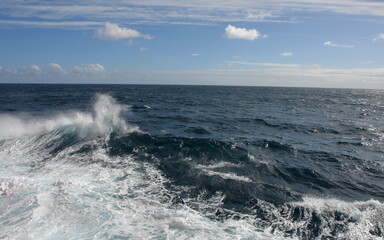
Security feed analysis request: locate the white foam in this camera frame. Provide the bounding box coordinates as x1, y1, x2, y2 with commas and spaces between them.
293, 196, 384, 240
196, 163, 253, 183
198, 168, 253, 183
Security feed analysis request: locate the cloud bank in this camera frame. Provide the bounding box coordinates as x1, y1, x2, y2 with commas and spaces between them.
0, 63, 106, 76
2, 65, 43, 75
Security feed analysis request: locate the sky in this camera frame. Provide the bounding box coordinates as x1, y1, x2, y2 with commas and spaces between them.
0, 0, 384, 88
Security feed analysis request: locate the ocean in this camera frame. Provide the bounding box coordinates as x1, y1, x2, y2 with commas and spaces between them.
0, 84, 383, 240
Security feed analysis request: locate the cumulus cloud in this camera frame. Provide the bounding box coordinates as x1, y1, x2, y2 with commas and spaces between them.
74, 64, 106, 73
47, 63, 66, 74
323, 41, 354, 48
95, 22, 152, 40
30, 65, 41, 73
373, 33, 384, 41
280, 52, 293, 56
225, 25, 265, 40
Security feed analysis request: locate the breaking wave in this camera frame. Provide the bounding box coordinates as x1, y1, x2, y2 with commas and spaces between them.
0, 94, 137, 139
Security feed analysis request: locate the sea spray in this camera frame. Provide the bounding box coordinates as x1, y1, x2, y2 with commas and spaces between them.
92, 94, 138, 136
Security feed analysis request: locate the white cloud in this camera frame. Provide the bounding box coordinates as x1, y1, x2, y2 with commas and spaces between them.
323, 41, 354, 48
247, 11, 273, 20
373, 33, 384, 41
48, 63, 66, 74
74, 64, 106, 73
225, 25, 265, 40
191, 53, 200, 56
281, 52, 293, 56
30, 65, 41, 73
324, 41, 338, 47
95, 22, 152, 40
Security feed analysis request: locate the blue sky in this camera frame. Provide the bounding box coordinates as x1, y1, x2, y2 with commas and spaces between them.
0, 0, 383, 88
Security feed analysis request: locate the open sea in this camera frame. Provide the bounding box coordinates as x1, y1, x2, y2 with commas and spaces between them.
0, 84, 383, 240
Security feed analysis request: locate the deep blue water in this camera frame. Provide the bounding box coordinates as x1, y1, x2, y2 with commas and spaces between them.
0, 84, 383, 239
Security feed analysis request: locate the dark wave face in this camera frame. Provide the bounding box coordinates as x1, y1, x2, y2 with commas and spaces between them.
0, 84, 383, 240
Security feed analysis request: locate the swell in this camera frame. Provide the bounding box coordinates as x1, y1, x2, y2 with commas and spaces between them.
252, 117, 341, 135
1, 92, 384, 240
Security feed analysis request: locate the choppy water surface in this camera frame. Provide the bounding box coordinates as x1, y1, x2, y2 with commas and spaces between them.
0, 84, 383, 239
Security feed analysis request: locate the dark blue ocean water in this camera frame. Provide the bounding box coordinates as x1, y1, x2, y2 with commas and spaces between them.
0, 84, 383, 239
